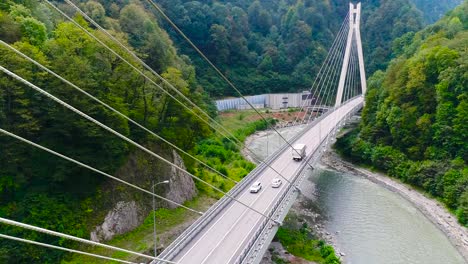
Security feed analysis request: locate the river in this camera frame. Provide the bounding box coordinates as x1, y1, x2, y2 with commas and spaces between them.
246, 125, 465, 264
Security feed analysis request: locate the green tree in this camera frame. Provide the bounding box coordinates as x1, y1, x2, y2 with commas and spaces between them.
258, 55, 273, 72
19, 16, 47, 46
83, 0, 106, 25
119, 3, 176, 72
209, 24, 230, 64
0, 11, 21, 44
336, 1, 468, 226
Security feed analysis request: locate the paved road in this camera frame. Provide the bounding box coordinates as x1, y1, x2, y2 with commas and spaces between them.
172, 97, 363, 264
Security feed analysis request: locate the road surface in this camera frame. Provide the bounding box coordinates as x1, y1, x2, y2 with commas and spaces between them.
171, 97, 363, 264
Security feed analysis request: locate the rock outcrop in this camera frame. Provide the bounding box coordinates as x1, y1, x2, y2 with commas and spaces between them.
166, 150, 197, 208
90, 144, 197, 242
90, 201, 140, 242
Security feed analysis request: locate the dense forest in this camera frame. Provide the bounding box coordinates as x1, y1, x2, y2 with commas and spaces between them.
146, 0, 345, 96
336, 1, 468, 225
411, 0, 463, 23
154, 0, 429, 96
0, 0, 465, 262
0, 0, 216, 262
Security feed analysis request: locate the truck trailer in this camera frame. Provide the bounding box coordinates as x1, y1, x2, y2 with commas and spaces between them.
292, 143, 306, 161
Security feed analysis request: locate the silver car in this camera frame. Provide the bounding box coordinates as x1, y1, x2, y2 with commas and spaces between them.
249, 181, 262, 193
271, 178, 282, 188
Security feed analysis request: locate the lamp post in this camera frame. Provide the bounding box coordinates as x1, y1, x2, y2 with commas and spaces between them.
152, 180, 169, 257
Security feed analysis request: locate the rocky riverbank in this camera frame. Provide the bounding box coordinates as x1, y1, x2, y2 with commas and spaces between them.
260, 188, 343, 264
321, 151, 468, 262
245, 122, 467, 263
242, 130, 268, 164
244, 131, 344, 263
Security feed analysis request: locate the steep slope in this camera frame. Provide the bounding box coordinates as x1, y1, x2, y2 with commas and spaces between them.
155, 0, 343, 96
0, 1, 211, 262
411, 0, 463, 23
153, 0, 425, 96
359, 0, 424, 73
336, 0, 468, 226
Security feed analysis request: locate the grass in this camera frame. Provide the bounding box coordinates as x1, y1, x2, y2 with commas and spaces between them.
190, 110, 275, 198
62, 110, 282, 263
276, 227, 325, 262
218, 110, 264, 132
218, 108, 303, 133
273, 214, 341, 264
62, 195, 215, 264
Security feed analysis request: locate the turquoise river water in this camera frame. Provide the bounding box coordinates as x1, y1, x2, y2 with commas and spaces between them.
247, 125, 465, 264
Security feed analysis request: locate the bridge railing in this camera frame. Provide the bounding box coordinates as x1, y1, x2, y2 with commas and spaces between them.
154, 103, 337, 263
155, 97, 362, 263
235, 98, 363, 264
234, 158, 308, 264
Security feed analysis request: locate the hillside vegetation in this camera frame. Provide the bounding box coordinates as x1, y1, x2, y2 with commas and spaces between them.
0, 1, 215, 262
1, 0, 465, 262
336, 1, 468, 225
411, 0, 463, 23
155, 0, 427, 95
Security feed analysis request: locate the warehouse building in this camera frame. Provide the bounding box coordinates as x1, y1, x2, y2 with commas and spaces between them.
215, 91, 315, 111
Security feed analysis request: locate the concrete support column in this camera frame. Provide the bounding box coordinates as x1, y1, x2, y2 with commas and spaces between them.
354, 3, 367, 96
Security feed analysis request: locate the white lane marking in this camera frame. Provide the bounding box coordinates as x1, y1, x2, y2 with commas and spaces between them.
204, 162, 303, 263
224, 163, 306, 264
199, 162, 296, 263
177, 166, 277, 263
177, 98, 362, 263
220, 104, 362, 263
176, 182, 264, 261
199, 187, 277, 263
195, 160, 296, 263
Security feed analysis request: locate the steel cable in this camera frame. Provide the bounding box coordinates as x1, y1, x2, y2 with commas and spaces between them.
0, 65, 280, 224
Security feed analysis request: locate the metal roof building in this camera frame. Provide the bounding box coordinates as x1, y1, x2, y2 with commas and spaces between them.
215, 91, 315, 111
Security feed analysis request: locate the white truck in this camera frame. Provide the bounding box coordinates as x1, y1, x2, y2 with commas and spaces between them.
292, 143, 306, 161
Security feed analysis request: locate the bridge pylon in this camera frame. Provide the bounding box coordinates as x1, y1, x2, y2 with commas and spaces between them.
335, 2, 367, 107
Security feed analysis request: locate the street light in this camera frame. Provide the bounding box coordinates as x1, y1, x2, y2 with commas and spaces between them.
152, 180, 169, 257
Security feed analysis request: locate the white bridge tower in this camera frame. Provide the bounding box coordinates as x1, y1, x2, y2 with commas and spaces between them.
335, 2, 367, 106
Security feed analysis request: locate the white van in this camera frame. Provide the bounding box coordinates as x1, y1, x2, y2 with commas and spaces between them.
292, 144, 306, 161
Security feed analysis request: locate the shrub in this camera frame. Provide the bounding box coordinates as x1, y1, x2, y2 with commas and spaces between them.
456, 190, 468, 225
320, 245, 335, 258
370, 145, 407, 172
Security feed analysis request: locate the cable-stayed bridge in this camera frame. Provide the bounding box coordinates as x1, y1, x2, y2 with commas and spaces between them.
155, 98, 362, 264
155, 3, 367, 264
0, 2, 367, 264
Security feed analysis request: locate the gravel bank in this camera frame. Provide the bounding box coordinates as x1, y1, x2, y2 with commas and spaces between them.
245, 130, 344, 263
244, 126, 467, 263
321, 151, 468, 262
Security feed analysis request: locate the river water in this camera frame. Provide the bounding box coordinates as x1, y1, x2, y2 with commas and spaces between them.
247, 126, 465, 264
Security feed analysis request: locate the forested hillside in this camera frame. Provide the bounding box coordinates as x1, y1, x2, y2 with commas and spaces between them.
336, 1, 468, 225
154, 0, 426, 96
154, 0, 343, 96
411, 0, 463, 23
1, 0, 465, 262
0, 1, 214, 262
359, 0, 423, 73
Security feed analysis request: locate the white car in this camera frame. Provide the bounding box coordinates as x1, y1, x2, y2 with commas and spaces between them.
249, 181, 262, 193
271, 178, 282, 188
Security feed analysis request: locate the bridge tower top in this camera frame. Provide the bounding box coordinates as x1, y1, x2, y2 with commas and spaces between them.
335, 2, 367, 107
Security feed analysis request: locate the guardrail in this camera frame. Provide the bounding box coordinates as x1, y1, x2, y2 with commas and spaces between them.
233, 153, 309, 264
236, 98, 364, 264
154, 97, 363, 263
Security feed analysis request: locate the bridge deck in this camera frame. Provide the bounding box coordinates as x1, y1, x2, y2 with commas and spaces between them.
158, 97, 363, 264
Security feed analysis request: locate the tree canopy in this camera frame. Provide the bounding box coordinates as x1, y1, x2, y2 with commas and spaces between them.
336, 1, 468, 226
0, 1, 212, 262
151, 0, 445, 96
